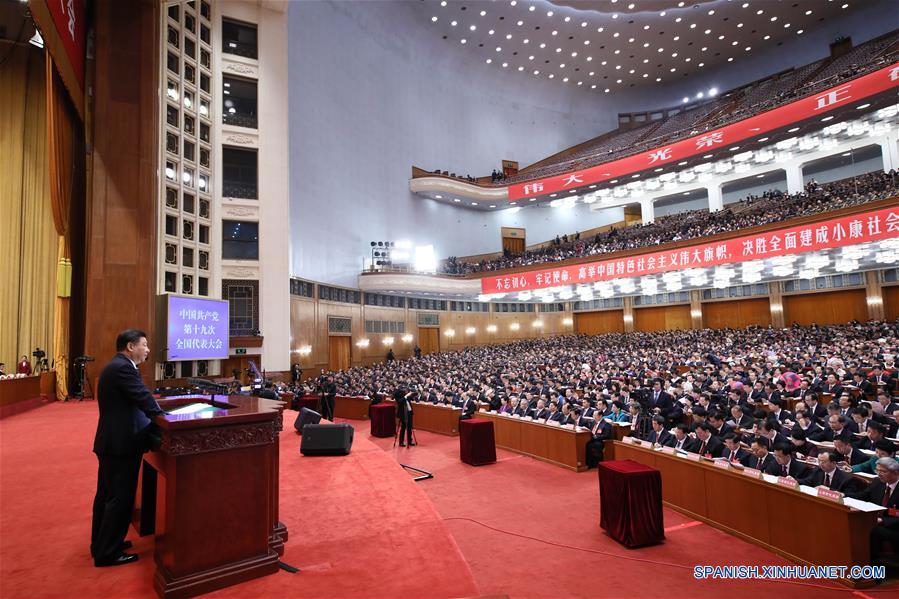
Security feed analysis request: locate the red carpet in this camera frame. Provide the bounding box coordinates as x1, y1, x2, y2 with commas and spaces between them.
0, 403, 479, 599
365, 429, 899, 599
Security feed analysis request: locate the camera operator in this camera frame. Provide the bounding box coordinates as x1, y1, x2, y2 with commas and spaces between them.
319, 372, 336, 421
291, 363, 302, 387
394, 387, 415, 446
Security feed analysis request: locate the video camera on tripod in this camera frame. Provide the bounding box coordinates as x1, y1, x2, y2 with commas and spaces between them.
72, 356, 95, 401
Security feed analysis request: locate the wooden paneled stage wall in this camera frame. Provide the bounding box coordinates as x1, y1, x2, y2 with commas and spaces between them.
783, 289, 868, 326
84, 0, 159, 383
634, 304, 692, 332
884, 285, 899, 322
290, 281, 888, 373
574, 310, 624, 335
702, 298, 772, 329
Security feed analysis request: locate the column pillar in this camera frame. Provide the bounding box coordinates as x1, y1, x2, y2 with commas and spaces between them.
767, 283, 785, 328
689, 290, 703, 329
640, 198, 655, 224
785, 162, 805, 194
878, 131, 898, 173
622, 296, 635, 332
707, 183, 724, 212
866, 271, 885, 321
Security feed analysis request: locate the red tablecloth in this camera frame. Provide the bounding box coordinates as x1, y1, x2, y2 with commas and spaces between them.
597, 459, 664, 547
459, 418, 496, 466
370, 403, 396, 438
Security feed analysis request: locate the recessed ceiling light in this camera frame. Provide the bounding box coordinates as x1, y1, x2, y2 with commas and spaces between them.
435, 195, 442, 199
496, 47, 502, 51
703, 154, 713, 159
788, 127, 800, 132
698, 63, 704, 67
675, 17, 682, 23
656, 77, 661, 82
784, 23, 790, 28
660, 11, 666, 16
757, 9, 763, 14
552, 30, 558, 36
502, 62, 508, 67
471, 202, 477, 206
797, 30, 804, 35
518, 65, 524, 71
517, 20, 523, 26
605, 88, 610, 93
764, 35, 771, 40
842, 3, 849, 8
613, 32, 620, 37
616, 78, 623, 83
440, 0, 446, 5
690, 23, 696, 29
708, 9, 715, 15
805, 9, 812, 15
745, 46, 751, 51
486, 58, 492, 64
506, 33, 512, 39
727, 57, 733, 62
597, 27, 604, 33
470, 24, 476, 31
729, 146, 740, 151
431, 16, 437, 22
529, 5, 535, 11
704, 29, 711, 34
453, 198, 460, 202
821, 115, 833, 122
460, 38, 466, 44
540, 42, 546, 48
533, 69, 539, 74
562, 77, 569, 82
546, 10, 553, 16
737, 23, 743, 28
682, 97, 689, 103
489, 29, 495, 35
770, 16, 777, 21
549, 74, 554, 79
451, 20, 457, 26
758, 137, 768, 142
585, 40, 590, 45
591, 84, 596, 89
523, 38, 529, 43
612, 13, 618, 19
564, 16, 571, 22
571, 51, 578, 57
528, 55, 534, 60
582, 21, 588, 27
856, 103, 871, 109
756, 175, 765, 179
742, 2, 748, 7
480, 10, 487, 16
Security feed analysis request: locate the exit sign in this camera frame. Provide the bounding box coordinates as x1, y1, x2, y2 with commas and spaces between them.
235, 348, 246, 355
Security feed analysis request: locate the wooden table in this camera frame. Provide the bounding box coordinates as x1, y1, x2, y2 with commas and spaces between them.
334, 395, 371, 420
409, 401, 462, 436
477, 411, 591, 471
607, 441, 883, 588
0, 375, 41, 407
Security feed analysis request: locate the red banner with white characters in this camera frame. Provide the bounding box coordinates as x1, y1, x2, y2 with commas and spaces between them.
43, 0, 87, 89
480, 205, 899, 293
508, 62, 899, 200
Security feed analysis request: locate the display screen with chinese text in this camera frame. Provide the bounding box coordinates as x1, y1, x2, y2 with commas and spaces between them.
166, 295, 229, 361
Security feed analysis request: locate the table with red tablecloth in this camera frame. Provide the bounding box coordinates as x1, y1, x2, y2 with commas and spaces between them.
459, 418, 496, 466
597, 459, 664, 547
370, 403, 396, 438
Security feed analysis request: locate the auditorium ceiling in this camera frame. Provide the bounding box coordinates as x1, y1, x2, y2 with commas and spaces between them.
419, 0, 867, 92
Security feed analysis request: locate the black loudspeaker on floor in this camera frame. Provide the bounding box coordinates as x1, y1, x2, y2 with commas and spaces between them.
300, 423, 354, 456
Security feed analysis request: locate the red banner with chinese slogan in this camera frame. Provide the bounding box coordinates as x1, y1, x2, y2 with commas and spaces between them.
508, 62, 899, 200
481, 205, 899, 293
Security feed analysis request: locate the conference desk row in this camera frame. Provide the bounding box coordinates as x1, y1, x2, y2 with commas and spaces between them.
606, 440, 885, 588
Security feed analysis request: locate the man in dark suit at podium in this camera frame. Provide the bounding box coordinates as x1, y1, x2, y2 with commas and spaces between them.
91, 329, 164, 567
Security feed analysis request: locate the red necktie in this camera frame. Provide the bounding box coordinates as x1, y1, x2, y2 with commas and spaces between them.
699, 441, 706, 455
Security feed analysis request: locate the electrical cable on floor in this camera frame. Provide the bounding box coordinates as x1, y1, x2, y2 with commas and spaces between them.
443, 516, 897, 594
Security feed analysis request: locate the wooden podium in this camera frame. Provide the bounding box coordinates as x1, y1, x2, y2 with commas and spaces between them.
134, 394, 287, 598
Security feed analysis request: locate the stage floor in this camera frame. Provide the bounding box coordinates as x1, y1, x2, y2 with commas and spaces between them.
0, 403, 479, 599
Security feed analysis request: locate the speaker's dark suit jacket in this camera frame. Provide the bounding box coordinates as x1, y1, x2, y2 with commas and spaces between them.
93, 353, 163, 456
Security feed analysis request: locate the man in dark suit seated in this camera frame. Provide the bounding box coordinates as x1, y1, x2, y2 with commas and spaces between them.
545, 401, 564, 423
91, 329, 164, 568
747, 439, 775, 472
728, 404, 753, 430
823, 414, 858, 442
531, 399, 549, 421
648, 415, 672, 446
459, 392, 478, 421
707, 411, 733, 438
794, 411, 826, 441
722, 433, 751, 466
848, 458, 899, 569
800, 451, 859, 494
767, 398, 793, 425
768, 442, 809, 479
804, 393, 829, 424
855, 420, 888, 451
666, 423, 692, 452
585, 417, 613, 468
789, 428, 819, 459
833, 435, 869, 466
687, 423, 723, 458
648, 379, 674, 420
